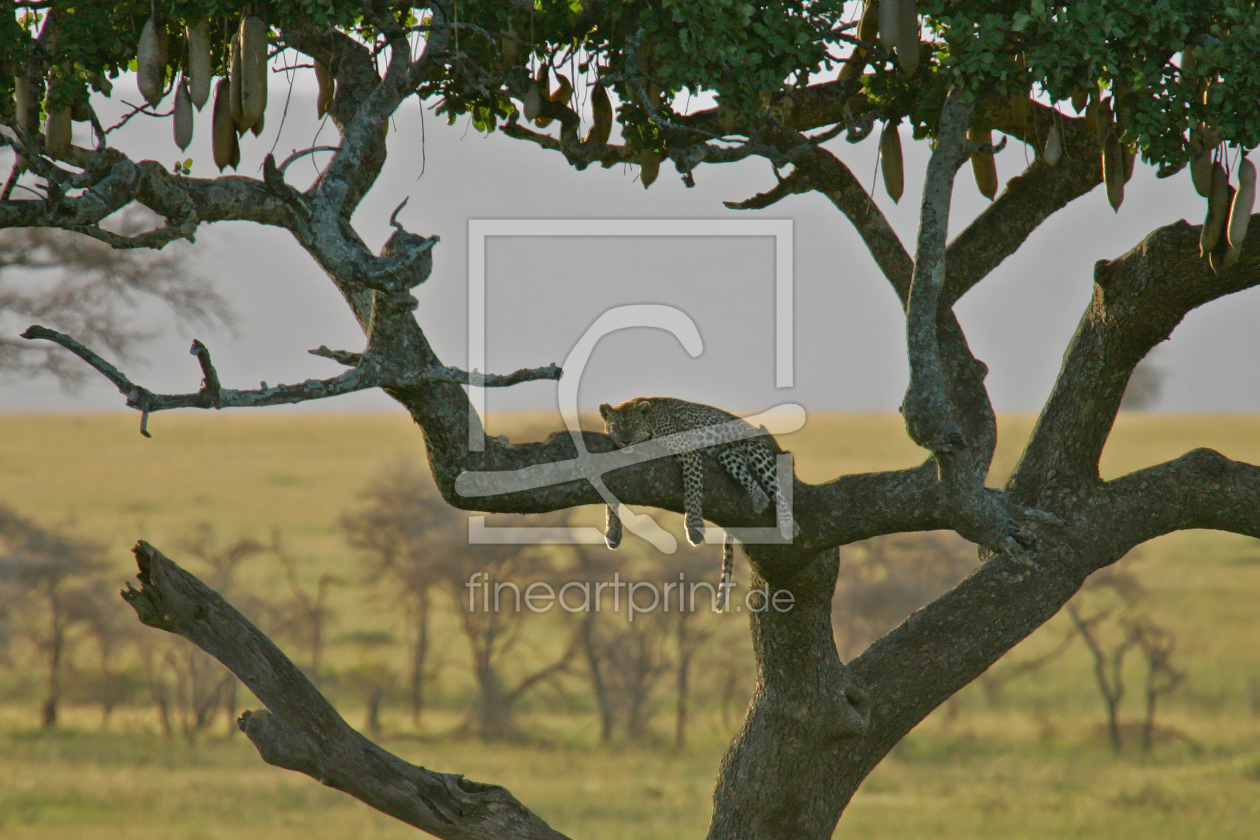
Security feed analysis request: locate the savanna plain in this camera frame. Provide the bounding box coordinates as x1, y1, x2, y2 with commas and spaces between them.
1, 411, 1259, 839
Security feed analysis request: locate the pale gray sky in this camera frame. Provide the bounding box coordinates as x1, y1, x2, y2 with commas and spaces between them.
2, 76, 1258, 417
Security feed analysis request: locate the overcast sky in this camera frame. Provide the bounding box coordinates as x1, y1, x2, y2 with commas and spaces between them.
2, 73, 1258, 418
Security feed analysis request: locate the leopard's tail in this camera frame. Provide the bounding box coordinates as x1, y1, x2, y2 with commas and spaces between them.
717, 531, 734, 612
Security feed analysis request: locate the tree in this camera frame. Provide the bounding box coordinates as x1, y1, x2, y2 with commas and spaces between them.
1065, 562, 1190, 753
6, 2, 1260, 838
0, 206, 225, 385
345, 466, 576, 740
0, 505, 111, 728
341, 465, 456, 723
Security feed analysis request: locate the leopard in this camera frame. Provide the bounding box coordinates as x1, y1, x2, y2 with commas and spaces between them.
598, 397, 796, 611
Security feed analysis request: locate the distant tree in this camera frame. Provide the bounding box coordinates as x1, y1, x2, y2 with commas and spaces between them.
76, 581, 144, 726
345, 467, 575, 740
272, 533, 341, 683
1128, 617, 1186, 752
568, 536, 722, 746
450, 536, 576, 741
0, 208, 226, 386
1066, 563, 1189, 753
1120, 354, 1165, 411
342, 465, 457, 723
663, 551, 721, 750
0, 505, 109, 727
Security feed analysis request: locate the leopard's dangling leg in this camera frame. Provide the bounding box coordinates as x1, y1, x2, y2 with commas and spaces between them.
717, 531, 735, 612
677, 449, 707, 546
747, 445, 798, 540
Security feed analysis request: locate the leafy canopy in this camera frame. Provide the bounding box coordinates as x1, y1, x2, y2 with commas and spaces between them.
2, 2, 1259, 176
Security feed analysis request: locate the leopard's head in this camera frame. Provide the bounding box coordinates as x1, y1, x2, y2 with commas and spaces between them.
599, 399, 652, 446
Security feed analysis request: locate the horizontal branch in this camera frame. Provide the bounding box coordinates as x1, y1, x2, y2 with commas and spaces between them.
122, 541, 569, 840
21, 326, 560, 435
1082, 449, 1260, 565
500, 120, 636, 171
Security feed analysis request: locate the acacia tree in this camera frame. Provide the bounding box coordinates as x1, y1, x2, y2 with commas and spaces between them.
6, 1, 1260, 838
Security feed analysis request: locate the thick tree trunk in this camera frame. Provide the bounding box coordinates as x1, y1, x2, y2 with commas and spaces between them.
708, 548, 868, 840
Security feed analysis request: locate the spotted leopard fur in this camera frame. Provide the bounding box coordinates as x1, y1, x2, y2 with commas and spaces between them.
599, 397, 796, 610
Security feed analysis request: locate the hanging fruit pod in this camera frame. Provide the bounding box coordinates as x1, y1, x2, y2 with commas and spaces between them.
549, 74, 573, 104
968, 127, 998, 200
186, 23, 211, 109
212, 78, 240, 171
640, 150, 661, 188
879, 0, 900, 51
1043, 123, 1062, 165
237, 16, 268, 132
229, 33, 243, 129
896, 0, 919, 75
137, 17, 168, 107
1200, 162, 1230, 259
522, 83, 542, 122
500, 23, 520, 70
173, 77, 193, 151
1224, 157, 1255, 268
839, 1, 879, 81
44, 106, 71, 158
1101, 132, 1125, 211
585, 81, 612, 145
315, 61, 334, 118
880, 122, 904, 203
1189, 123, 1221, 197
533, 65, 553, 127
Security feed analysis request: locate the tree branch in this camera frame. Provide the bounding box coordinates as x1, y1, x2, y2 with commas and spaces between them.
944, 111, 1103, 305
902, 88, 974, 455
121, 541, 569, 840
20, 326, 560, 436
1008, 217, 1260, 510
1082, 449, 1260, 566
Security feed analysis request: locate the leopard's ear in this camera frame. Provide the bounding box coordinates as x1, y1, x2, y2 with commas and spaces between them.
599, 403, 614, 421
631, 401, 650, 416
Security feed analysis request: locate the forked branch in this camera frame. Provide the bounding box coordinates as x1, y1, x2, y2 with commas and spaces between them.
1009, 217, 1260, 509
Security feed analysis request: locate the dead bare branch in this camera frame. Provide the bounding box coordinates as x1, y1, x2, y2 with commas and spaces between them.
122, 541, 570, 840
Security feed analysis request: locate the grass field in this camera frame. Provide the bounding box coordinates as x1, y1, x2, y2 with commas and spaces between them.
2, 411, 1259, 838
